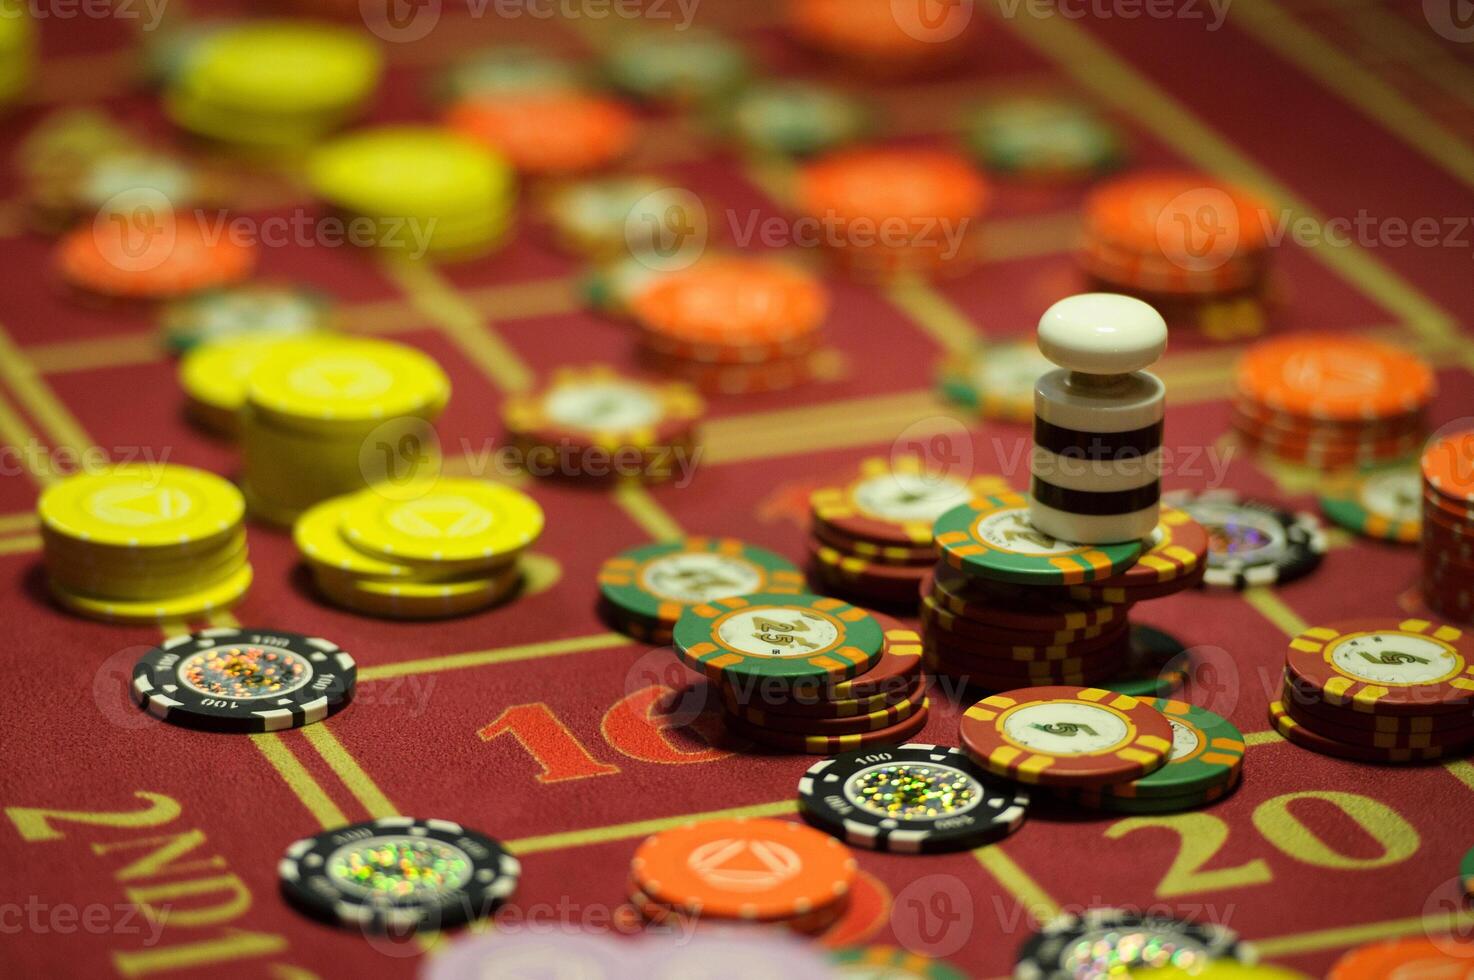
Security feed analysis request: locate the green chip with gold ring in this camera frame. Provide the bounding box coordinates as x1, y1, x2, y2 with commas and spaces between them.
1090, 698, 1244, 800
1317, 461, 1422, 544
933, 491, 1144, 586
673, 593, 885, 688
721, 81, 869, 157
598, 537, 805, 625
964, 95, 1123, 180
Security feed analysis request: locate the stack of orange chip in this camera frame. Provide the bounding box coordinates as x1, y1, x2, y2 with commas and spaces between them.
794, 147, 989, 281
630, 255, 830, 394
787, 0, 979, 75
55, 208, 256, 304
445, 89, 637, 177
1078, 171, 1273, 302
1232, 335, 1434, 470
628, 818, 857, 934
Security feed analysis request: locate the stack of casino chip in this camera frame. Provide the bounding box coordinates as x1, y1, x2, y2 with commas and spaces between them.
133, 628, 354, 733
502, 366, 703, 482
794, 148, 989, 281
630, 255, 830, 395
715, 81, 871, 158
627, 818, 855, 933
963, 95, 1124, 182
806, 456, 1009, 605
239, 336, 450, 526
164, 21, 382, 150
597, 537, 805, 644
787, 0, 979, 76
1048, 699, 1246, 813
673, 596, 932, 754
1014, 908, 1258, 978
1421, 430, 1474, 622
38, 463, 253, 624
295, 479, 543, 620
0, 0, 34, 110
55, 208, 256, 305
161, 283, 336, 354
798, 743, 1029, 853
280, 817, 519, 932
1317, 460, 1421, 545
936, 339, 1053, 424
926, 492, 1209, 692
1164, 489, 1326, 590
601, 31, 749, 107
1329, 938, 1474, 979
1232, 336, 1434, 469
1078, 172, 1272, 303
445, 87, 637, 177
307, 127, 517, 261
1272, 618, 1474, 763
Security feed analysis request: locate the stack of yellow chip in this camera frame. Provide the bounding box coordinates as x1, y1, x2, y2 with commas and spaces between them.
294, 479, 544, 619
38, 463, 252, 623
307, 126, 517, 260
165, 20, 382, 149
240, 336, 451, 526
178, 332, 327, 438
0, 0, 35, 111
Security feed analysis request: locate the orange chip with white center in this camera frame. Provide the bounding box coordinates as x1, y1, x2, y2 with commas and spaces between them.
1235, 335, 1436, 422
630, 818, 857, 922
445, 91, 636, 176
632, 256, 829, 350
57, 209, 256, 300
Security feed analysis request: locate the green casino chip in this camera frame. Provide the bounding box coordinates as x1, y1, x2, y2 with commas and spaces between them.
829, 945, 967, 979
434, 45, 582, 102
1093, 698, 1244, 800
602, 31, 749, 106
936, 340, 1053, 423
1462, 845, 1474, 901
1057, 769, 1243, 815
162, 283, 335, 352
964, 95, 1123, 180
1317, 462, 1422, 544
673, 593, 885, 687
934, 491, 1144, 586
598, 537, 804, 624
721, 81, 869, 157
1099, 626, 1188, 698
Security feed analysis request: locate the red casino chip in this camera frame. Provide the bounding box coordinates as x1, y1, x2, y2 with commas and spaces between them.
1284, 618, 1474, 717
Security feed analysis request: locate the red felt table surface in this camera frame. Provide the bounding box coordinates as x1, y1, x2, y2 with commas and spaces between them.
3, 2, 1474, 978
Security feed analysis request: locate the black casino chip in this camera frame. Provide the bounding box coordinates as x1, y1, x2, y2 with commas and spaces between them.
797, 742, 1029, 854
278, 817, 520, 932
131, 628, 356, 733
1163, 489, 1326, 590
1015, 907, 1257, 979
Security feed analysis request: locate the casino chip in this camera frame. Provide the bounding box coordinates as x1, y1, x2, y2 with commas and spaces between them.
1015, 908, 1257, 980
341, 479, 544, 566
812, 456, 1010, 549
544, 176, 689, 259
161, 283, 335, 353
960, 686, 1174, 789
798, 743, 1028, 853
1422, 430, 1474, 622
1283, 618, 1474, 717
1130, 964, 1311, 980
829, 946, 966, 979
1327, 937, 1473, 979
1099, 626, 1189, 698
1063, 507, 1209, 603
278, 817, 519, 931
432, 45, 583, 103
937, 340, 1053, 423
964, 95, 1123, 181
935, 492, 1145, 586
629, 818, 855, 924
720, 81, 870, 157
1069, 699, 1244, 804
179, 334, 323, 438
601, 31, 749, 106
1163, 489, 1326, 590
1462, 846, 1474, 901
445, 90, 637, 176
673, 593, 885, 688
133, 628, 355, 733
57, 209, 256, 302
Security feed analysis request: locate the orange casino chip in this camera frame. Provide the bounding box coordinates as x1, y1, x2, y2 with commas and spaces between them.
797, 147, 988, 225
57, 210, 256, 301
1327, 936, 1474, 979
445, 91, 636, 176
630, 818, 857, 922
1083, 171, 1271, 266
1423, 430, 1474, 504
1235, 335, 1436, 422
789, 0, 978, 63
632, 256, 829, 351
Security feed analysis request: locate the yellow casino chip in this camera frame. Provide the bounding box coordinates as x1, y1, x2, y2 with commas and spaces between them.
38, 463, 244, 551
50, 562, 253, 624
340, 479, 544, 565
178, 21, 381, 115
308, 126, 515, 219
180, 333, 323, 436
245, 336, 450, 431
